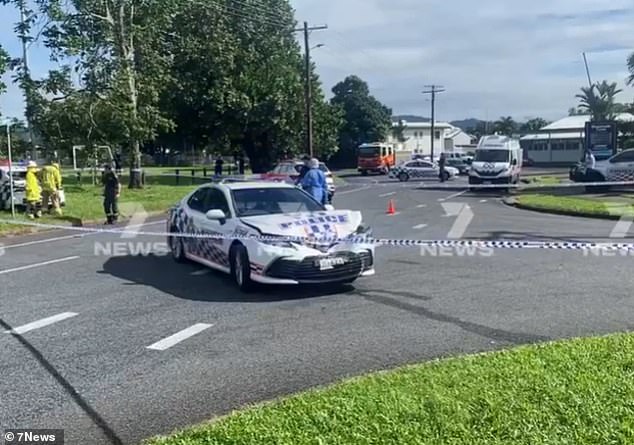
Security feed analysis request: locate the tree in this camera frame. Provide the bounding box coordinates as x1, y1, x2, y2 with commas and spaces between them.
330, 75, 392, 168
519, 118, 549, 134
0, 45, 9, 99
576, 80, 623, 121
391, 119, 408, 143
493, 116, 517, 136
628, 51, 634, 87
43, 0, 178, 187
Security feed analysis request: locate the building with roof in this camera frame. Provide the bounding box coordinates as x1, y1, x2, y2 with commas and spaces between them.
520, 113, 634, 165
387, 120, 476, 160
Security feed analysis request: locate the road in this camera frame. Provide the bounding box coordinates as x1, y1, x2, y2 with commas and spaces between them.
1, 174, 633, 445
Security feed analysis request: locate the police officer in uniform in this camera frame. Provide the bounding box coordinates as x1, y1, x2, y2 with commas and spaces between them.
438, 153, 447, 183
102, 164, 121, 224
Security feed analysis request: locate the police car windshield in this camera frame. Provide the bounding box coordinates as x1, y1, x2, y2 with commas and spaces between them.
233, 188, 324, 217
475, 150, 510, 163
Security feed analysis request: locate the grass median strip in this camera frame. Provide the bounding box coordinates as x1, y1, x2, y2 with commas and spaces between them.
146, 333, 634, 445
1, 180, 197, 236
516, 194, 634, 219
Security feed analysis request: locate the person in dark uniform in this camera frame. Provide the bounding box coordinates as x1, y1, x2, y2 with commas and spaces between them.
214, 156, 224, 176
102, 164, 121, 224
238, 155, 245, 175
438, 153, 447, 183
113, 151, 123, 175
295, 156, 311, 185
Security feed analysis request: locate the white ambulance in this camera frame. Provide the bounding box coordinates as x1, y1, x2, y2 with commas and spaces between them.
468, 135, 523, 190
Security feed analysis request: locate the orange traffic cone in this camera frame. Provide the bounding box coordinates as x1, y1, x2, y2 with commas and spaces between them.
387, 199, 396, 215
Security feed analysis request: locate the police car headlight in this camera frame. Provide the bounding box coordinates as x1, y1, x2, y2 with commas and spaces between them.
259, 235, 295, 248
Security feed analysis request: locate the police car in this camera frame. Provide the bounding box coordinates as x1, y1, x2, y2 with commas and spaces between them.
389, 160, 459, 182
584, 149, 634, 191
167, 181, 375, 291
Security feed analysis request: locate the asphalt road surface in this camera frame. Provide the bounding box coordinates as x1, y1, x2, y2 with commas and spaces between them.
1, 175, 633, 445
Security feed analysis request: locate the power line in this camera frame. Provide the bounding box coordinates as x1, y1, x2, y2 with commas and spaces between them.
422, 85, 445, 160
203, 0, 289, 28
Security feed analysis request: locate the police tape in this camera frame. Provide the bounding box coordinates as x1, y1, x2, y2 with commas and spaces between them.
1, 218, 634, 251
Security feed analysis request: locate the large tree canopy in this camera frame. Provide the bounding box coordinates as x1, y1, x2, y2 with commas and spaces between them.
330, 75, 392, 168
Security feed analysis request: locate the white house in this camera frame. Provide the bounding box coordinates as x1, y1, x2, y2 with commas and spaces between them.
520, 113, 634, 164
388, 121, 475, 159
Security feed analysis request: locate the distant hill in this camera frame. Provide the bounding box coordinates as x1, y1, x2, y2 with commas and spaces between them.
450, 118, 483, 131
392, 114, 430, 123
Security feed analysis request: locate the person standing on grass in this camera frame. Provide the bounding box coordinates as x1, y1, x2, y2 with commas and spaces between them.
102, 164, 121, 225
25, 161, 42, 219
214, 156, 224, 176
585, 149, 596, 170
40, 161, 63, 216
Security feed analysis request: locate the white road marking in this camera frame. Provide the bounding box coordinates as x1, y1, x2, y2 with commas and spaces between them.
379, 192, 396, 198
146, 323, 213, 351
338, 185, 371, 196
480, 199, 488, 203
413, 224, 428, 230
0, 256, 80, 275
190, 269, 210, 276
416, 204, 427, 208
6, 312, 78, 335
438, 190, 468, 202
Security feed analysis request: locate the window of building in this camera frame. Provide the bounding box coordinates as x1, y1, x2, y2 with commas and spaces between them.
435, 131, 441, 140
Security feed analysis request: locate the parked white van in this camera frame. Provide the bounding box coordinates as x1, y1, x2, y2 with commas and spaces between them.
469, 135, 522, 189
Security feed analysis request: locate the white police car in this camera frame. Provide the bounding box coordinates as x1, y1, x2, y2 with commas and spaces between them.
389, 160, 459, 182
584, 149, 634, 190
167, 181, 375, 291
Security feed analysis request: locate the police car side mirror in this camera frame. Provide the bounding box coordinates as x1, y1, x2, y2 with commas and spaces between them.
324, 204, 335, 211
206, 209, 226, 221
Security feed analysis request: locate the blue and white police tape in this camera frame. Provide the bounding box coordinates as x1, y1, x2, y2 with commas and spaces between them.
1, 218, 633, 252
415, 179, 634, 190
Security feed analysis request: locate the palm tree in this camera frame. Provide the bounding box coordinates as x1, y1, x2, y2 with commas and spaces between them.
576, 81, 623, 121
520, 118, 549, 134
627, 51, 634, 86
493, 116, 517, 136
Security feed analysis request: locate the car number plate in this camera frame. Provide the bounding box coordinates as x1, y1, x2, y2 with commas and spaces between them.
482, 181, 491, 185
316, 257, 347, 270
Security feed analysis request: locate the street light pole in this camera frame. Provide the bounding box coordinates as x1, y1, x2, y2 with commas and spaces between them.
6, 122, 15, 217
423, 85, 445, 160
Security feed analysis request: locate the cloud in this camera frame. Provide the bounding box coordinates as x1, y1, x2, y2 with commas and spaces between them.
1, 1, 633, 122
292, 0, 634, 121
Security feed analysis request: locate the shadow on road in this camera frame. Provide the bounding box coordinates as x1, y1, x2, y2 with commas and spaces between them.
100, 254, 355, 303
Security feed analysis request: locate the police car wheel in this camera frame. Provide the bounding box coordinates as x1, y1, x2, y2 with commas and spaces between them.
443, 172, 450, 181
398, 172, 409, 182
231, 244, 254, 292
169, 231, 187, 263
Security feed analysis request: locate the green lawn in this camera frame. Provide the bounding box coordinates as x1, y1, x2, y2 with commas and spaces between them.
0, 179, 197, 236
146, 333, 634, 445
516, 194, 634, 219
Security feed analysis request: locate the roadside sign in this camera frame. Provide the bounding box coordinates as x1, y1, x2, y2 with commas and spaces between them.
585, 121, 617, 160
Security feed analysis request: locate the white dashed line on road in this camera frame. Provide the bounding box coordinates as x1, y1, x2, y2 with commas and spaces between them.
190, 269, 210, 276
0, 256, 80, 275
5, 312, 79, 335
3, 234, 84, 250
438, 190, 468, 202
416, 204, 427, 208
379, 192, 396, 198
146, 323, 213, 351
480, 199, 488, 203
413, 224, 428, 230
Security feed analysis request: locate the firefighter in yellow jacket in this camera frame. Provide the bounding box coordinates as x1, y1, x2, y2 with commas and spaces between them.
25, 161, 42, 219
40, 161, 63, 215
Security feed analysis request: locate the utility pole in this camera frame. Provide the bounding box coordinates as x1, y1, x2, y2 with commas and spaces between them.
422, 85, 445, 160
295, 22, 327, 158
582, 52, 593, 89
19, 2, 36, 161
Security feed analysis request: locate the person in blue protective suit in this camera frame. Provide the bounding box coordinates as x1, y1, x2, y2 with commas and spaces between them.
300, 158, 328, 205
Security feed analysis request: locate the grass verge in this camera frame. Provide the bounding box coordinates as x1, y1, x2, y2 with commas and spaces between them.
0, 179, 196, 236
514, 194, 634, 219
145, 333, 634, 445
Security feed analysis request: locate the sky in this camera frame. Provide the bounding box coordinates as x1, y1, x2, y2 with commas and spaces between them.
1, 0, 633, 123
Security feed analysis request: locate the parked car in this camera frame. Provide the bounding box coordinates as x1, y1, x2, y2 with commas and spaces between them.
389, 160, 459, 182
